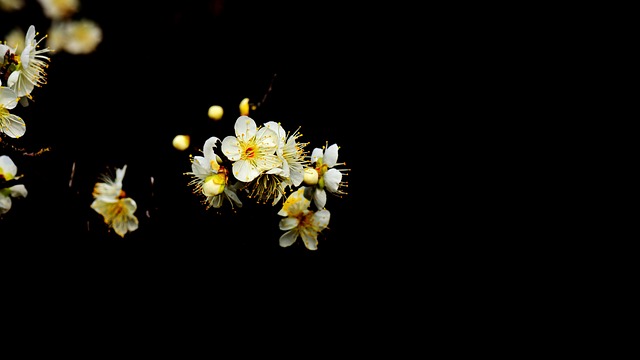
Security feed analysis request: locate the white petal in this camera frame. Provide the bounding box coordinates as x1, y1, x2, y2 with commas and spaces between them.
232, 159, 259, 182
9, 184, 27, 198
26, 25, 36, 44
0, 155, 17, 176
279, 229, 299, 247
0, 87, 18, 108
221, 136, 241, 161
191, 156, 210, 176
1, 114, 26, 138
279, 217, 299, 230
300, 229, 318, 250
256, 127, 279, 149
323, 144, 339, 167
223, 188, 243, 208
323, 168, 342, 193
202, 136, 220, 162
313, 209, 331, 230
0, 195, 12, 214
310, 148, 323, 163
263, 121, 287, 146
313, 188, 327, 209
234, 116, 256, 141
115, 165, 127, 185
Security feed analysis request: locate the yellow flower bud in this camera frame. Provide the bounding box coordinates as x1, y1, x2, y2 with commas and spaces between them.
303, 167, 319, 185
203, 173, 226, 196
239, 97, 250, 116
208, 105, 224, 120
172, 135, 190, 151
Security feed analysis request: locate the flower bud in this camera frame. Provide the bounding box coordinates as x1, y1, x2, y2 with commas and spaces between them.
172, 135, 190, 151
302, 167, 319, 185
203, 173, 226, 196
239, 98, 250, 116
208, 105, 223, 120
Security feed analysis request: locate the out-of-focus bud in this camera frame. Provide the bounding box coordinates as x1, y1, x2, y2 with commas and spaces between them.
208, 105, 223, 120
239, 97, 250, 116
172, 134, 190, 151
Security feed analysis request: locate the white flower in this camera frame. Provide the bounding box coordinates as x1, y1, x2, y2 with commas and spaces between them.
221, 116, 280, 182
0, 154, 27, 215
90, 165, 138, 238
264, 121, 307, 187
277, 187, 330, 250
305, 143, 348, 209
187, 136, 242, 209
0, 87, 26, 138
7, 25, 51, 101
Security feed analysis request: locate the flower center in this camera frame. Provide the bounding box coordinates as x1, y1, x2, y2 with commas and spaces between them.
244, 146, 255, 159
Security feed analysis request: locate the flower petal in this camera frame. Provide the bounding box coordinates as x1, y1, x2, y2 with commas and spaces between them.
323, 168, 342, 193
279, 217, 299, 230
323, 144, 339, 167
313, 188, 327, 209
234, 116, 256, 141
1, 114, 26, 138
8, 184, 27, 198
232, 159, 260, 182
279, 229, 299, 247
221, 136, 241, 161
0, 195, 12, 214
0, 155, 18, 176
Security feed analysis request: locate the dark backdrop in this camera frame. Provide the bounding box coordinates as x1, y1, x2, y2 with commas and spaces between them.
1, 1, 364, 273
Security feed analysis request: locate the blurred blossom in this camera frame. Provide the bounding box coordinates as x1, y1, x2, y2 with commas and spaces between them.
0, 0, 24, 12
2, 27, 25, 50
239, 97, 250, 116
37, 0, 79, 20
208, 105, 223, 120
44, 21, 66, 53
0, 154, 27, 216
90, 165, 139, 238
172, 134, 190, 151
50, 19, 102, 55
277, 187, 330, 251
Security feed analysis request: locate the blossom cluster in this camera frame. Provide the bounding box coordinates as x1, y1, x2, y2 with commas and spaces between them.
185, 115, 349, 250
1, 25, 51, 138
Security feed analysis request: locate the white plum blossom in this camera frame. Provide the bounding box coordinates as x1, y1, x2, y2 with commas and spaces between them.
6, 25, 51, 103
221, 116, 280, 183
186, 136, 242, 209
305, 143, 348, 210
277, 187, 330, 250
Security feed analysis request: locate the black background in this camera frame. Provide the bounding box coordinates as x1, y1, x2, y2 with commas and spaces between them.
1, 1, 367, 274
